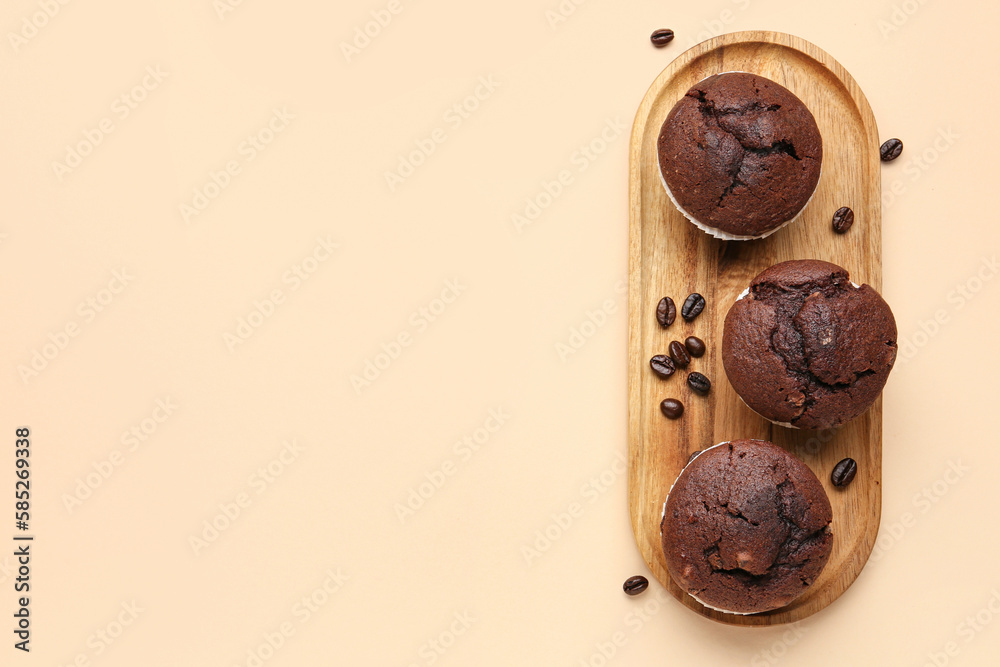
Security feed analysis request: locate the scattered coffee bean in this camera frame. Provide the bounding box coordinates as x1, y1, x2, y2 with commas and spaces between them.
684, 336, 706, 358
656, 297, 676, 328
831, 458, 858, 487
660, 398, 684, 419
687, 450, 702, 465
650, 29, 674, 47
668, 341, 690, 368
649, 355, 676, 379
880, 138, 903, 162
681, 293, 705, 321
832, 207, 855, 234
623, 575, 649, 595
687, 372, 711, 394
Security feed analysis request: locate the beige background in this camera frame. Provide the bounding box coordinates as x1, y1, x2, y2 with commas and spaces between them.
2, 0, 999, 664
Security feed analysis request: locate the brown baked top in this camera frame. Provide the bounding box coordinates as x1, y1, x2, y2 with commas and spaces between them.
722, 259, 897, 429
660, 439, 833, 614
657, 73, 823, 237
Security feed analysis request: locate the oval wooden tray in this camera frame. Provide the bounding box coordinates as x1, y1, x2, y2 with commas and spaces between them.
627, 31, 882, 626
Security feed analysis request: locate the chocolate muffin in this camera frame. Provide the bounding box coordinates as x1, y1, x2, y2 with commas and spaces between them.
657, 72, 823, 240
723, 260, 897, 429
660, 440, 833, 615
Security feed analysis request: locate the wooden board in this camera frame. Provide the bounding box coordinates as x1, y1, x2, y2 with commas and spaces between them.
627, 31, 882, 626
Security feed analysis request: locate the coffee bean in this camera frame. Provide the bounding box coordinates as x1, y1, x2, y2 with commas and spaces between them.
832, 207, 855, 234
650, 29, 674, 47
669, 341, 690, 368
656, 297, 676, 328
659, 398, 684, 419
687, 372, 711, 394
687, 450, 702, 465
681, 293, 705, 321
649, 355, 676, 379
684, 336, 706, 358
880, 138, 903, 162
623, 575, 649, 595
831, 458, 858, 487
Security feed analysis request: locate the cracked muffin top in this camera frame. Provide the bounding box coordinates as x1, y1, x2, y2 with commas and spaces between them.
657, 72, 823, 239
660, 439, 833, 615
723, 260, 898, 429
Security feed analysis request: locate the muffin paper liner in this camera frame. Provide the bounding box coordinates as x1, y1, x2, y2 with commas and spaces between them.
658, 169, 814, 241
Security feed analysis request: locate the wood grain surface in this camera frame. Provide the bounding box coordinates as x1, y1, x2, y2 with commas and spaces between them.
627, 31, 882, 626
